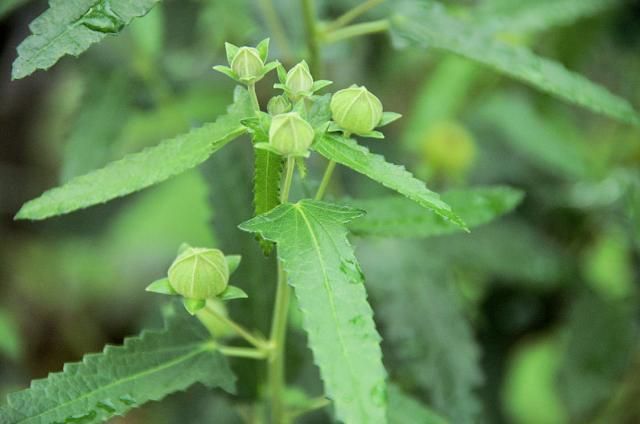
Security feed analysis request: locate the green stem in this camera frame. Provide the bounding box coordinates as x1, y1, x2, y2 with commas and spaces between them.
325, 0, 384, 32
257, 0, 295, 63
269, 156, 295, 424
301, 0, 321, 76
322, 19, 390, 44
219, 346, 269, 360
248, 83, 261, 111
203, 305, 267, 351
314, 160, 337, 200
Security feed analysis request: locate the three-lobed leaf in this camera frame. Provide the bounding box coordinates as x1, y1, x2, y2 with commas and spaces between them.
313, 134, 467, 230
348, 186, 524, 238
12, 0, 160, 80
15, 88, 252, 220
0, 307, 235, 423
239, 200, 388, 424
391, 2, 640, 126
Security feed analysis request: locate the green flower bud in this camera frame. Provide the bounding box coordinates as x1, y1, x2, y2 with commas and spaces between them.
231, 47, 264, 81
285, 61, 314, 98
269, 112, 314, 157
267, 95, 292, 115
330, 86, 383, 135
168, 247, 229, 300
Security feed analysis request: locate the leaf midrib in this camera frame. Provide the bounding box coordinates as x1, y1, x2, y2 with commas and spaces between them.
17, 341, 214, 423
294, 205, 367, 419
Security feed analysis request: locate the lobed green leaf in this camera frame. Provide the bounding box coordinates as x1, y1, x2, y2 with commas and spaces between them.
348, 186, 524, 238
239, 200, 388, 424
391, 2, 640, 126
12, 0, 160, 80
0, 307, 235, 423
313, 134, 467, 230
15, 88, 252, 220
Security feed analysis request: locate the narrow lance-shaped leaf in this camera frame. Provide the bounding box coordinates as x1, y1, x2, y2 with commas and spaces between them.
391, 2, 640, 126
253, 149, 283, 255
476, 0, 624, 35
15, 88, 252, 220
347, 186, 524, 238
239, 200, 388, 424
313, 134, 466, 230
0, 307, 235, 423
12, 0, 160, 80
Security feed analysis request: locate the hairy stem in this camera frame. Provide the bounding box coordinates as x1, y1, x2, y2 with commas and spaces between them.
218, 346, 269, 360
314, 159, 337, 200
269, 156, 295, 424
322, 19, 390, 44
248, 83, 261, 111
202, 305, 267, 351
301, 0, 321, 76
325, 0, 385, 32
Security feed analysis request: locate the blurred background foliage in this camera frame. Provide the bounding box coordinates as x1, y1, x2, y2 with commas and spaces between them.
1, 0, 640, 422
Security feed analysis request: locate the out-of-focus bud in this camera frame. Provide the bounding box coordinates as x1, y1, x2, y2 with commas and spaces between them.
269, 112, 315, 157
422, 121, 476, 179
330, 85, 383, 135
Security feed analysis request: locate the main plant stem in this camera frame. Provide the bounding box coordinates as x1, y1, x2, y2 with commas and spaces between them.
301, 0, 321, 76
268, 156, 295, 424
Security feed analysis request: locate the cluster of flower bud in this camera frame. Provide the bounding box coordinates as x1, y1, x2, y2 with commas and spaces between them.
214, 40, 401, 158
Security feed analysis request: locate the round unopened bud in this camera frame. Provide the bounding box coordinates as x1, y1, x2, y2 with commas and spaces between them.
286, 62, 314, 97
269, 112, 314, 157
168, 247, 229, 300
267, 95, 292, 115
330, 86, 383, 135
230, 47, 264, 81
422, 121, 476, 177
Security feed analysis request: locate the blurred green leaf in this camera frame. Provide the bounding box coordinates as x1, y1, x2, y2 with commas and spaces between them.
388, 384, 448, 424
558, 293, 639, 421
12, 0, 161, 80
15, 89, 252, 220
475, 93, 590, 178
391, 2, 640, 126
0, 307, 235, 422
348, 186, 523, 238
313, 134, 466, 230
240, 200, 388, 424
61, 73, 130, 182
477, 0, 623, 35
359, 240, 483, 424
402, 57, 480, 151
